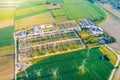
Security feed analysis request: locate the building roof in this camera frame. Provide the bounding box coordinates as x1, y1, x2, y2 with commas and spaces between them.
80, 19, 94, 27
89, 26, 103, 35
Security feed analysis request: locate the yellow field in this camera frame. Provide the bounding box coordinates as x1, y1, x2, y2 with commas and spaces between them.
77, 31, 90, 38
15, 12, 67, 30
99, 45, 117, 65
0, 8, 15, 20
0, 8, 15, 28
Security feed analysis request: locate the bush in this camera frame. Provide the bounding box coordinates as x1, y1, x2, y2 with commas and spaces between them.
59, 46, 67, 52
48, 49, 56, 54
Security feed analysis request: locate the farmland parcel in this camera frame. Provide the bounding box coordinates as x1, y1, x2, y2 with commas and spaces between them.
17, 48, 113, 80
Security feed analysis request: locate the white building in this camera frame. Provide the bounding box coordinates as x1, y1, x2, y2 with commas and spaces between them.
89, 26, 103, 35
45, 24, 53, 28
80, 19, 94, 28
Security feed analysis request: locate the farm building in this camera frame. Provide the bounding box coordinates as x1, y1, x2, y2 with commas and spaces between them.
89, 26, 103, 35
30, 26, 39, 33
15, 30, 28, 37
80, 19, 94, 28
80, 19, 104, 35
39, 25, 45, 29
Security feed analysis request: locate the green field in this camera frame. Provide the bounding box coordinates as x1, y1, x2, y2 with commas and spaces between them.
50, 8, 66, 18
46, 0, 63, 3
15, 0, 106, 21
15, 5, 49, 20
50, 0, 106, 20
16, 5, 48, 16
17, 0, 46, 9
0, 26, 14, 47
17, 48, 113, 80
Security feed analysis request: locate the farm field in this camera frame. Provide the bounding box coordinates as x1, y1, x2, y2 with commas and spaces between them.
0, 26, 14, 47
49, 0, 106, 20
0, 1, 16, 79
16, 0, 47, 10
0, 8, 15, 20
0, 0, 118, 80
17, 48, 113, 80
0, 45, 14, 80
16, 5, 48, 16
16, 0, 106, 21
50, 9, 66, 18
15, 5, 49, 20
15, 12, 67, 30
99, 45, 117, 65
0, 7, 15, 28
17, 28, 84, 61
0, 18, 14, 28
46, 0, 63, 3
